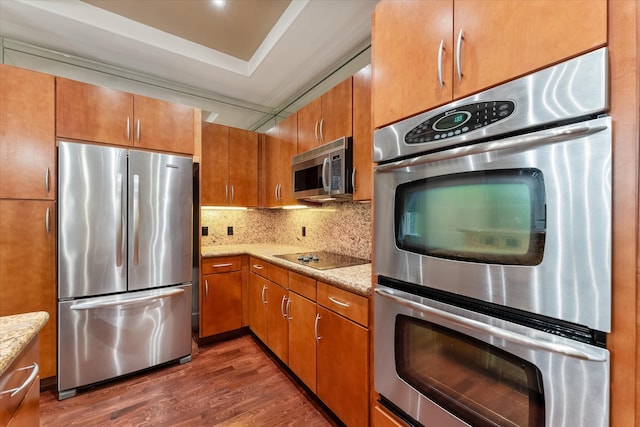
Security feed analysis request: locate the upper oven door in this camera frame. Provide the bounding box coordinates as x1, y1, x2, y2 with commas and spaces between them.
374, 284, 610, 427
374, 116, 611, 332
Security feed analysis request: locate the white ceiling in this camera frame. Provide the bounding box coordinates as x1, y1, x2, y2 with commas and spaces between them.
0, 0, 377, 131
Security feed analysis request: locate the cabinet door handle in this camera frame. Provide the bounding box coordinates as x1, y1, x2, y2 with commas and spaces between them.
280, 295, 288, 318
328, 296, 350, 308
275, 184, 279, 201
212, 263, 233, 268
126, 117, 131, 140
136, 118, 141, 141
225, 185, 228, 202
252, 264, 264, 270
261, 285, 268, 304
314, 313, 322, 341
205, 279, 209, 301
231, 185, 235, 203
319, 117, 324, 142
286, 298, 291, 320
456, 28, 464, 81
437, 39, 445, 87
277, 183, 282, 201
45, 167, 50, 193
132, 175, 140, 265
314, 120, 319, 143
351, 167, 356, 192
45, 207, 50, 234
116, 173, 124, 267
1, 362, 39, 398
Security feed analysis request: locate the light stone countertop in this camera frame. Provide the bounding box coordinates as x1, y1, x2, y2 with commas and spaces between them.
0, 311, 49, 376
201, 244, 373, 297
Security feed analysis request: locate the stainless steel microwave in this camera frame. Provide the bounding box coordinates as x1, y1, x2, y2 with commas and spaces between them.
292, 136, 353, 201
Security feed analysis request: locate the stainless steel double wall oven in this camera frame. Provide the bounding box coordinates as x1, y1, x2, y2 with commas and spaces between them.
373, 48, 611, 427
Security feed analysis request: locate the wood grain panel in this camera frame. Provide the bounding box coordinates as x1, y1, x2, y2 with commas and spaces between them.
317, 306, 369, 427
201, 255, 242, 274
228, 127, 258, 207
133, 95, 194, 154
453, 0, 607, 99
289, 271, 316, 301
608, 1, 639, 426
248, 273, 269, 343
372, 0, 453, 128
249, 256, 269, 278
297, 97, 322, 153
0, 201, 56, 378
278, 112, 299, 205
288, 292, 317, 393
267, 283, 289, 364
373, 405, 407, 427
56, 77, 133, 146
317, 282, 369, 327
200, 271, 242, 337
320, 77, 353, 143
0, 65, 55, 200
352, 65, 373, 201
201, 122, 229, 205
268, 262, 289, 288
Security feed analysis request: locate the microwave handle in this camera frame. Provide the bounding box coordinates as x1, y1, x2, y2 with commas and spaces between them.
374, 123, 608, 173
375, 288, 607, 362
321, 157, 331, 192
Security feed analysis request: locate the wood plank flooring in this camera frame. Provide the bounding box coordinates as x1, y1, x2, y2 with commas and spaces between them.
40, 334, 341, 426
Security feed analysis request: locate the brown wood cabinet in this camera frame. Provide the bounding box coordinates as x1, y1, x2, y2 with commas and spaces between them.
0, 201, 56, 379
316, 304, 369, 427
201, 122, 258, 207
287, 272, 318, 393
56, 77, 195, 154
352, 65, 373, 201
0, 338, 40, 427
200, 256, 244, 338
0, 65, 55, 200
248, 272, 269, 344
373, 405, 407, 427
264, 112, 298, 207
297, 78, 353, 153
372, 0, 608, 128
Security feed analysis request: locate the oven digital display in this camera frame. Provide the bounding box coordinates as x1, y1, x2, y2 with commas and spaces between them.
395, 168, 546, 265
433, 111, 470, 131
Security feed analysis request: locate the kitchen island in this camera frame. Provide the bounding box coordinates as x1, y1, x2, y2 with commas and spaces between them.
201, 243, 372, 296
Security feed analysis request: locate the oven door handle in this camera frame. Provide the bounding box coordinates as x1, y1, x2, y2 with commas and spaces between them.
375, 288, 607, 362
374, 123, 608, 173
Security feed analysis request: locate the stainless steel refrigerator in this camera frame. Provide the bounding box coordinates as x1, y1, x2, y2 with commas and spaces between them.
57, 141, 193, 399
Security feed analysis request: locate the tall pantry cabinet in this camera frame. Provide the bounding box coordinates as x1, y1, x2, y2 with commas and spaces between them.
0, 64, 57, 379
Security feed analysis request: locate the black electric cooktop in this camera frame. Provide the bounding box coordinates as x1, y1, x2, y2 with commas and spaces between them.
273, 251, 370, 270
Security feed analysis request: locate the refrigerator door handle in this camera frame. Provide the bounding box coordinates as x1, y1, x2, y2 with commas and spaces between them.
70, 288, 185, 310
133, 174, 140, 265
116, 173, 124, 267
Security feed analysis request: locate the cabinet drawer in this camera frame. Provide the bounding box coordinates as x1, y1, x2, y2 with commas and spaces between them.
202, 256, 242, 274
0, 339, 39, 426
249, 256, 269, 277
317, 282, 369, 327
289, 271, 316, 301
268, 263, 288, 288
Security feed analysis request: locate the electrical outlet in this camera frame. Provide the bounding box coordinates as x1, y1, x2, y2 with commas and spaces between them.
202, 226, 208, 236
227, 226, 233, 236
302, 226, 306, 237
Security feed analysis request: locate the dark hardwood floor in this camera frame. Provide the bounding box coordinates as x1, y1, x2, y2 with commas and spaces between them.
40, 334, 340, 426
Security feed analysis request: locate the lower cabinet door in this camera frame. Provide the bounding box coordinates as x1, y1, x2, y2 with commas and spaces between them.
200, 271, 242, 337
267, 283, 289, 364
287, 292, 317, 393
316, 306, 369, 427
249, 273, 268, 343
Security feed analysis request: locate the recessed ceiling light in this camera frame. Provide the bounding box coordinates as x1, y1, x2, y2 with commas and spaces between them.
211, 0, 226, 7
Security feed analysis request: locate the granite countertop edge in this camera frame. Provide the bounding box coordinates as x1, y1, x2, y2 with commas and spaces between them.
201, 244, 373, 297
0, 311, 49, 376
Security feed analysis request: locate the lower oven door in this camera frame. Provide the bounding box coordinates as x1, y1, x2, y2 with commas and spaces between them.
374, 284, 609, 427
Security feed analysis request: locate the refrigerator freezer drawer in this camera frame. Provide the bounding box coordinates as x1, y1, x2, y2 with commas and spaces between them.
58, 284, 192, 394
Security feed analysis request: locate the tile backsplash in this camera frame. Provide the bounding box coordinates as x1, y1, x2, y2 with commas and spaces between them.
200, 201, 372, 260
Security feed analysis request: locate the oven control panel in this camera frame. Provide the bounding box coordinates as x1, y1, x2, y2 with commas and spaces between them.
405, 100, 515, 144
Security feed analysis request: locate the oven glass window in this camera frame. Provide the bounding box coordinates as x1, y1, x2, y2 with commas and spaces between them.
396, 315, 545, 427
395, 169, 546, 265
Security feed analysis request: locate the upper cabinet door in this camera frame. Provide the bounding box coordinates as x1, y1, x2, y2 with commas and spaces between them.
228, 127, 258, 207
453, 0, 608, 99
297, 97, 322, 153
372, 0, 453, 128
264, 112, 298, 207
56, 77, 133, 147
320, 77, 353, 144
0, 65, 55, 200
201, 122, 229, 206
133, 95, 195, 155
352, 66, 373, 201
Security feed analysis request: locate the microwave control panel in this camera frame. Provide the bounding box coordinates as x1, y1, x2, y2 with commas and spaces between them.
330, 153, 342, 191
404, 100, 515, 145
